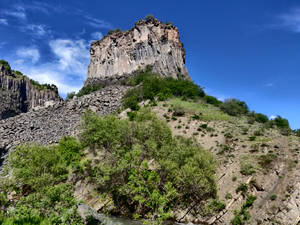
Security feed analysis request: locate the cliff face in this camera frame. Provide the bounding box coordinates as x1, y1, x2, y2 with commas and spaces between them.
0, 63, 61, 119
86, 18, 190, 85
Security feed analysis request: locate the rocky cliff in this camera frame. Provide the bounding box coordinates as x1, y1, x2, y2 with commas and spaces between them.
86, 17, 190, 86
0, 61, 61, 119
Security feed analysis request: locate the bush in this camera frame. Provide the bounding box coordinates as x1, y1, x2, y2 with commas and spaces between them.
145, 14, 154, 21
0, 60, 11, 71
80, 109, 217, 221
250, 112, 269, 123
236, 183, 248, 196
220, 99, 249, 116
240, 163, 256, 176
1, 137, 84, 224
258, 153, 277, 169
231, 195, 256, 225
203, 95, 222, 107
76, 84, 102, 97
66, 92, 76, 100
123, 70, 205, 110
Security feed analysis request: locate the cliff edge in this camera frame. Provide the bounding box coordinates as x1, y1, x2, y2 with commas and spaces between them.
0, 60, 61, 119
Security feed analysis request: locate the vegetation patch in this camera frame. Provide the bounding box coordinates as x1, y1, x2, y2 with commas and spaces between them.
79, 108, 217, 222
123, 67, 205, 110
67, 84, 102, 99
231, 195, 256, 225
0, 137, 83, 224
168, 99, 232, 122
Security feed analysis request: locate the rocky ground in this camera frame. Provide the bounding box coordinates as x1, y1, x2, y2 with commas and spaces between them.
0, 85, 128, 166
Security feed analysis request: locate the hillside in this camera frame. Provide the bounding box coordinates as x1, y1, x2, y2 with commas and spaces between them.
0, 16, 299, 225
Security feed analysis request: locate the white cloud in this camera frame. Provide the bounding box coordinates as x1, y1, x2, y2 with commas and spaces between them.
270, 115, 277, 120
12, 38, 90, 96
91, 31, 103, 41
25, 24, 48, 37
84, 15, 112, 28
49, 39, 89, 77
16, 47, 40, 63
3, 6, 26, 20
278, 7, 300, 33
0, 18, 8, 25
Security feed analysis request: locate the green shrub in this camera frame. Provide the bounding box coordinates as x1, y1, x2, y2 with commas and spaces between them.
273, 116, 290, 129
231, 195, 256, 225
172, 105, 185, 116
66, 92, 76, 100
0, 60, 11, 71
240, 163, 256, 176
203, 95, 222, 107
270, 194, 277, 201
145, 14, 154, 21
250, 112, 269, 123
236, 183, 248, 196
249, 136, 256, 141
258, 153, 277, 169
76, 84, 102, 97
220, 99, 249, 116
80, 109, 217, 221
1, 137, 84, 224
123, 70, 205, 110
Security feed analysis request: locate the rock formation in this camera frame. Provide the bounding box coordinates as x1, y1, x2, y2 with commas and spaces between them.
0, 85, 128, 165
0, 61, 61, 119
86, 17, 190, 86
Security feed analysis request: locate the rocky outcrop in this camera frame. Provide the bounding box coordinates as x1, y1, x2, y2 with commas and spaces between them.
0, 62, 61, 119
0, 85, 128, 165
86, 17, 190, 86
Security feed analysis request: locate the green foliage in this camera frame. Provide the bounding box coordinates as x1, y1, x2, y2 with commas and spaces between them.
220, 99, 249, 116
13, 70, 24, 78
249, 112, 269, 124
30, 79, 58, 93
123, 69, 205, 110
203, 95, 222, 107
145, 14, 154, 21
80, 109, 217, 221
236, 183, 248, 196
258, 153, 277, 169
76, 84, 102, 98
168, 98, 232, 122
231, 195, 256, 225
4, 137, 82, 191
172, 105, 185, 116
0, 60, 11, 71
240, 163, 256, 176
270, 194, 277, 201
209, 199, 226, 212
0, 137, 84, 224
0, 184, 82, 224
272, 116, 290, 129
107, 28, 122, 35
66, 92, 76, 100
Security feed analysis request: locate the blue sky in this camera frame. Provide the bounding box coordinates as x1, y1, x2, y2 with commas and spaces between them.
0, 0, 300, 129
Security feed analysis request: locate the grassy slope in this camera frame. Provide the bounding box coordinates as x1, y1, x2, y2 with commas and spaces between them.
150, 98, 300, 224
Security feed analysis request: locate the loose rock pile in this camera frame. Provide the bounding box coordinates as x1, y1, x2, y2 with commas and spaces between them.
0, 85, 128, 164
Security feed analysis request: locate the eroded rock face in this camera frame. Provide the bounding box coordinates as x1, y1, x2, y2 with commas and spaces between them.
86, 18, 190, 86
0, 64, 61, 119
